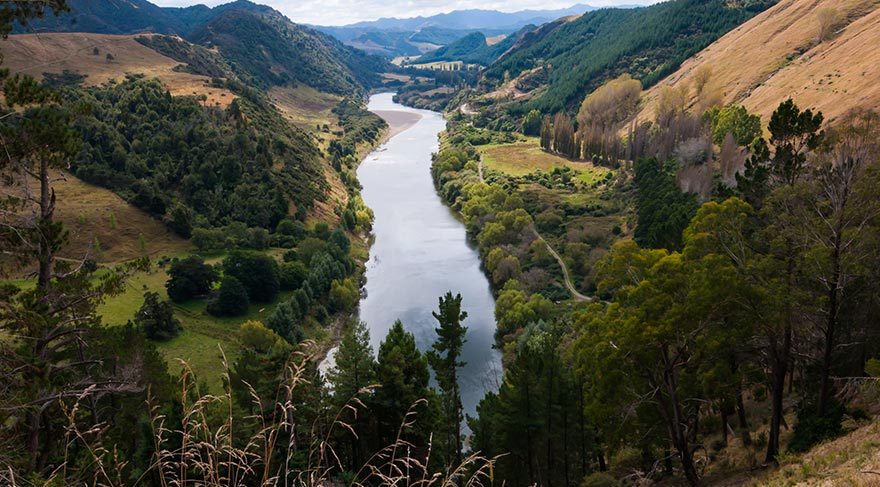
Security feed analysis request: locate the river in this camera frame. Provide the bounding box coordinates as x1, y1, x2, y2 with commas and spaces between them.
322, 93, 501, 418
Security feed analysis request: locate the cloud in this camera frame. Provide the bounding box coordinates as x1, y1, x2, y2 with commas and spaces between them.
149, 0, 655, 26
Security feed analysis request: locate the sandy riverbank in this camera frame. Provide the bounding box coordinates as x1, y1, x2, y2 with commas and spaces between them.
373, 109, 423, 138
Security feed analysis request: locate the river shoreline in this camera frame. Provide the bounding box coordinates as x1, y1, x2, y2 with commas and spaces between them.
320, 94, 501, 418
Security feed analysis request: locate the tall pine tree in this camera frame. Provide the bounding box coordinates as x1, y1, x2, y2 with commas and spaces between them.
427, 292, 468, 467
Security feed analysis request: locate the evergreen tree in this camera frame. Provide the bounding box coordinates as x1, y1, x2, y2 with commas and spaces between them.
207, 276, 250, 317
136, 291, 181, 341
166, 255, 217, 303
328, 320, 376, 470
371, 320, 434, 450
427, 292, 468, 467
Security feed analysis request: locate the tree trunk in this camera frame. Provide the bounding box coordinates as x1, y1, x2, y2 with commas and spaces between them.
766, 258, 794, 464
736, 387, 751, 446
818, 231, 842, 416
38, 157, 54, 291
660, 346, 700, 486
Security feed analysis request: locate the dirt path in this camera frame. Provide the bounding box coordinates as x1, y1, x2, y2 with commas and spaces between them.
531, 227, 591, 302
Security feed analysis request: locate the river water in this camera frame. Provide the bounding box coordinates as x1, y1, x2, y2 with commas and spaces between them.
322, 93, 501, 418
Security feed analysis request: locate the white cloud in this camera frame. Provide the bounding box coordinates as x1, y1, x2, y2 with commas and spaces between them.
149, 0, 656, 26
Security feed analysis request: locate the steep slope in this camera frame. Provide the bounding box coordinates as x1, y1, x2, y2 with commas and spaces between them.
482, 0, 776, 114
636, 0, 880, 125
188, 8, 386, 94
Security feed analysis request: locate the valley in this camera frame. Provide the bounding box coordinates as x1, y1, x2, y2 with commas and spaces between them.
3, 0, 880, 485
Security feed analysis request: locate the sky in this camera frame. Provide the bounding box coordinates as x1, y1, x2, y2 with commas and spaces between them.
149, 0, 655, 26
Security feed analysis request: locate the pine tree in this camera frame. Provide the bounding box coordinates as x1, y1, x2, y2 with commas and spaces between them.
371, 320, 434, 450
427, 292, 468, 467
328, 320, 376, 470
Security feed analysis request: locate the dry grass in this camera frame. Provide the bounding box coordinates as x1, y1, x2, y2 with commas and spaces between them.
2, 33, 236, 107
636, 0, 880, 128
479, 138, 608, 177
268, 85, 340, 130
25, 174, 190, 267
742, 422, 880, 486
0, 344, 499, 486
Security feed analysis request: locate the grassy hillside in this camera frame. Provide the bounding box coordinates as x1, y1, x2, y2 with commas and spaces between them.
1, 33, 236, 106
636, 0, 880, 126
482, 0, 776, 114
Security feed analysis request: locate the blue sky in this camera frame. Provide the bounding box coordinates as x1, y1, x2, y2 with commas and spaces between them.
149, 0, 657, 26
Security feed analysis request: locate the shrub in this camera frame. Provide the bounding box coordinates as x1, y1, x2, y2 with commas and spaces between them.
580, 472, 620, 487
192, 227, 227, 251
329, 278, 359, 312
166, 255, 217, 303
788, 400, 845, 452
207, 276, 250, 317
137, 292, 181, 341
223, 251, 280, 303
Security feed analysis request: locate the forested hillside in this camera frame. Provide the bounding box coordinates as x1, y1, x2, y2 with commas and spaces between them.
481, 0, 776, 113
415, 28, 527, 66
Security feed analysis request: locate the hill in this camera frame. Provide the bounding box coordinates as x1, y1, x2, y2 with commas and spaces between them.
481, 0, 777, 114
415, 27, 528, 66
331, 4, 598, 31
0, 32, 236, 106
188, 8, 386, 94
13, 0, 390, 95
635, 0, 880, 126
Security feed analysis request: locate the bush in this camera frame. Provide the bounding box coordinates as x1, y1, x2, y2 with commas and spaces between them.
788, 400, 845, 452
192, 227, 227, 251
137, 292, 181, 340
580, 472, 620, 487
207, 276, 250, 317
222, 251, 280, 303
166, 255, 217, 303
329, 278, 359, 312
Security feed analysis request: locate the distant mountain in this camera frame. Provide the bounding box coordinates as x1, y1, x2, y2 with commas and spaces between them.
336, 4, 598, 31
13, 0, 390, 94
313, 3, 606, 58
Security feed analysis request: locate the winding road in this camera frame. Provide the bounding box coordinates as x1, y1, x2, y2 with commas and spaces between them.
477, 155, 591, 302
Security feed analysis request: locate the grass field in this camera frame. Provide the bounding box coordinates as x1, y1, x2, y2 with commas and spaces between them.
479, 138, 611, 179
97, 250, 332, 391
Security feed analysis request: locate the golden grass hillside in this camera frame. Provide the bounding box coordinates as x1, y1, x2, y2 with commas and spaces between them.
636, 0, 880, 126
49, 175, 190, 265
3, 33, 235, 107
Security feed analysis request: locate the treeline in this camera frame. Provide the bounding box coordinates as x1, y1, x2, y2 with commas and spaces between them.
65, 76, 327, 234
